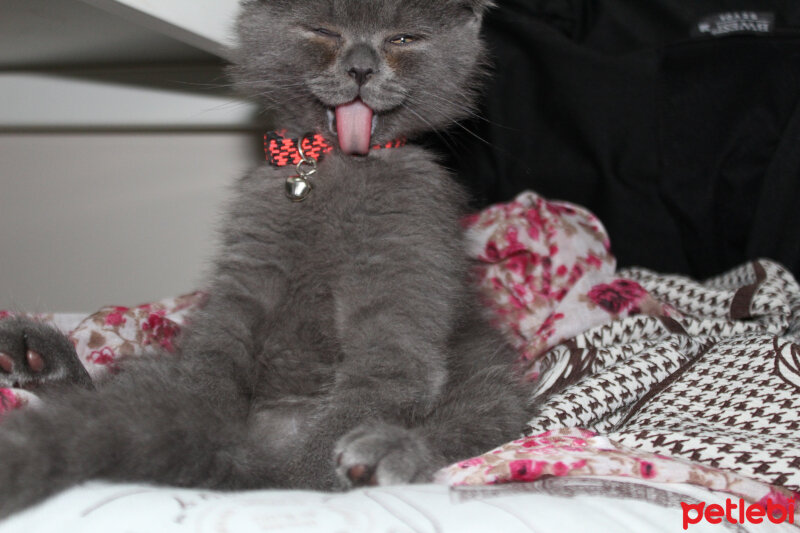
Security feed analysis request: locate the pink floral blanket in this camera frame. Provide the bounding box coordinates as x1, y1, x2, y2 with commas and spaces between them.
2, 191, 799, 509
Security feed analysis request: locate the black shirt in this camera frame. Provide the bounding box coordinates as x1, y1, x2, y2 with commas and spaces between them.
430, 0, 800, 280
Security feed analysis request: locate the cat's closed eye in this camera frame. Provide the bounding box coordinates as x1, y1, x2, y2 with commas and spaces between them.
311, 27, 341, 39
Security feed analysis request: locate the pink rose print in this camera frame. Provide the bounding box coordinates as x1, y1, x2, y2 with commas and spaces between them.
534, 312, 565, 341
104, 307, 129, 327
639, 460, 657, 479
521, 438, 541, 449
87, 347, 116, 367
509, 460, 546, 482
571, 460, 587, 470
524, 207, 547, 240
585, 254, 603, 268
0, 311, 12, 320
552, 461, 570, 476
758, 489, 798, 518
484, 241, 501, 262
141, 311, 180, 352
458, 457, 485, 468
545, 203, 577, 217
0, 388, 21, 416
588, 279, 648, 315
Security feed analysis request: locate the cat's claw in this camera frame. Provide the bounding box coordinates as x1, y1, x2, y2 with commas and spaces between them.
0, 353, 13, 373
0, 350, 45, 383
333, 423, 438, 488
0, 318, 93, 390
27, 350, 45, 373
335, 454, 378, 486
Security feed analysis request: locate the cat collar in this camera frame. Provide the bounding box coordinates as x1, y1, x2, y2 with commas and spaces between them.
264, 132, 335, 168
263, 131, 407, 168
264, 131, 407, 202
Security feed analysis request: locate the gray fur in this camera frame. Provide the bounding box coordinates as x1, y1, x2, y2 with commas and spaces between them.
0, 0, 528, 518
0, 318, 93, 391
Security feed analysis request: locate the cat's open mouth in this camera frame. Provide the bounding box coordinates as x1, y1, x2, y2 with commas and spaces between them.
327, 99, 379, 156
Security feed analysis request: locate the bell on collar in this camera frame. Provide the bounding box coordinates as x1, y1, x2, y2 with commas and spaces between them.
286, 175, 312, 202
284, 135, 318, 202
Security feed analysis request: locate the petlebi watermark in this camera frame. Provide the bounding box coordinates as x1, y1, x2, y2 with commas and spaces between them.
681, 498, 795, 529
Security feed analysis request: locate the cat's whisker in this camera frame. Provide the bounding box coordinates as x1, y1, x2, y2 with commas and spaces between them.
400, 102, 459, 153
198, 99, 262, 114
180, 78, 309, 91
415, 92, 487, 123
447, 117, 493, 147
403, 96, 494, 149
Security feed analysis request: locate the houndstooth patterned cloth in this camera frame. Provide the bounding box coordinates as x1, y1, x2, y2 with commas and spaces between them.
526, 259, 800, 491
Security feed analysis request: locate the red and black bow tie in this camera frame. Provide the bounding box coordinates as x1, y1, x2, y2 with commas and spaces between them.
264, 131, 407, 167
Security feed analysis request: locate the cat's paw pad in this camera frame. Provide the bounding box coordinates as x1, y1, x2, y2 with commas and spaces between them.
0, 318, 92, 390
333, 423, 438, 488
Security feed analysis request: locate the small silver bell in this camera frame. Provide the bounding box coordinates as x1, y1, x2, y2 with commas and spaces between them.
285, 134, 318, 202
286, 175, 312, 202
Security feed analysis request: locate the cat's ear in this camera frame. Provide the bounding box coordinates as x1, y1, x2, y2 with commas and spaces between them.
458, 0, 495, 18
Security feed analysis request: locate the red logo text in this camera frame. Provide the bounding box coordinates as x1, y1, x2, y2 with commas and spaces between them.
682, 499, 795, 529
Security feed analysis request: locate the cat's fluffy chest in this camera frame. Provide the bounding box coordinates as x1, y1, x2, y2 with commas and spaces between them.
237, 147, 459, 270
226, 147, 466, 397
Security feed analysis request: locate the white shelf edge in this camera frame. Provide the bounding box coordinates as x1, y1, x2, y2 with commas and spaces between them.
76, 0, 241, 61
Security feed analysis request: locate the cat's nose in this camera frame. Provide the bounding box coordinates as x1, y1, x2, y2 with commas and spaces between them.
343, 43, 379, 86
348, 67, 374, 86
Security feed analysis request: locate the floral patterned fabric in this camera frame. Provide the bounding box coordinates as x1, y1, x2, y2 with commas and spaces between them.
0, 293, 204, 414
452, 192, 800, 507
2, 190, 799, 511
437, 428, 797, 508
463, 192, 677, 381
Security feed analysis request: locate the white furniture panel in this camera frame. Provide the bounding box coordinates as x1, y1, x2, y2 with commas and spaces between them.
78, 0, 241, 59
0, 1, 263, 310
0, 132, 260, 312
0, 0, 225, 68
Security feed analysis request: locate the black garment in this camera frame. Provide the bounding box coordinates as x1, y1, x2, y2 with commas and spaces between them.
430, 0, 800, 280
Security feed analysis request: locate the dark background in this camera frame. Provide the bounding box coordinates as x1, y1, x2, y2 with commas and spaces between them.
428, 0, 800, 281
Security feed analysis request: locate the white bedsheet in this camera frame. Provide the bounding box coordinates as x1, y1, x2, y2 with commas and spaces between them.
1, 480, 793, 533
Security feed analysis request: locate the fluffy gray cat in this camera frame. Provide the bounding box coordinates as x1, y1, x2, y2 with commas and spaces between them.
0, 0, 529, 518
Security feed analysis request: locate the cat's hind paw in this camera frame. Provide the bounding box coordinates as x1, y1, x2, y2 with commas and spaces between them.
0, 317, 93, 391
333, 422, 440, 488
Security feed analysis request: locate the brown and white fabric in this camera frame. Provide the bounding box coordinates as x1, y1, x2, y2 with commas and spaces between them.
524, 259, 800, 492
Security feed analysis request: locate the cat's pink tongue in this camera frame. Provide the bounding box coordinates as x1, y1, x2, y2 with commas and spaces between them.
335, 99, 373, 155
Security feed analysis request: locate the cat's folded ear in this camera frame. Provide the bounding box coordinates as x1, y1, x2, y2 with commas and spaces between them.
457, 0, 496, 17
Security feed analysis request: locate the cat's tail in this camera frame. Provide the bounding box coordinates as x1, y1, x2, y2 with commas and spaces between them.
0, 356, 276, 518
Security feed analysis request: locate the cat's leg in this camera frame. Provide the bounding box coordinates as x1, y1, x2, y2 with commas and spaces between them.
0, 360, 249, 517
284, 199, 530, 490
0, 317, 93, 390
285, 235, 466, 489
334, 364, 529, 487
0, 293, 278, 518
334, 326, 530, 488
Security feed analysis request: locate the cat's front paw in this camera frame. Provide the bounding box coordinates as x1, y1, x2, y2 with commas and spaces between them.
333, 423, 440, 488
0, 317, 92, 391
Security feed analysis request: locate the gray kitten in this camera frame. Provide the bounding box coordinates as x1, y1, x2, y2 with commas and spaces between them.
0, 0, 529, 517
